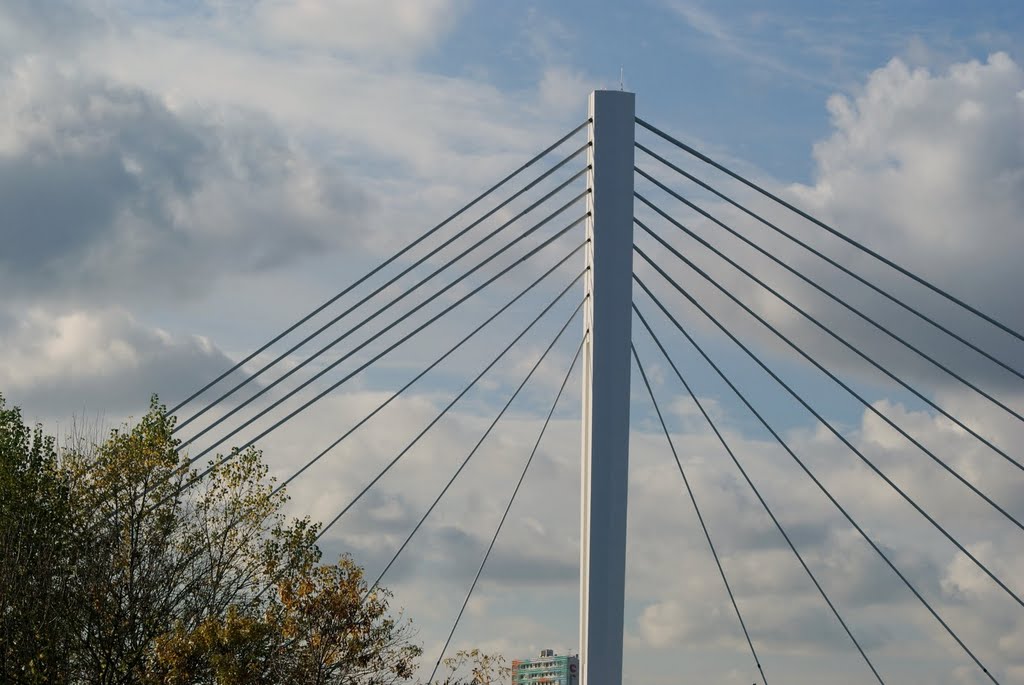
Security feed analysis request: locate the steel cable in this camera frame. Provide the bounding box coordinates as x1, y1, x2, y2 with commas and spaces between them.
175, 145, 590, 433
634, 206, 1024, 528
169, 120, 589, 416
271, 244, 586, 498
633, 299, 993, 682
634, 286, 995, 679
635, 249, 1024, 614
176, 167, 589, 440
427, 336, 583, 683
634, 169, 1024, 453
176, 188, 588, 459
362, 300, 583, 600
634, 142, 1024, 383
253, 280, 585, 605
632, 342, 771, 685
634, 139, 1019, 384
155, 213, 589, 509
636, 117, 1024, 346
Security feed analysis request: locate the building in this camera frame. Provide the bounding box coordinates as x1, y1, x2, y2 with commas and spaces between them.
511, 649, 579, 684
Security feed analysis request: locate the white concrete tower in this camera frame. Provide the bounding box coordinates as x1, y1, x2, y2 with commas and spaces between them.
579, 89, 635, 685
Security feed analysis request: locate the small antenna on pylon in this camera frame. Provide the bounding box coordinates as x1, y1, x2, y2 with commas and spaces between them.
619, 67, 624, 90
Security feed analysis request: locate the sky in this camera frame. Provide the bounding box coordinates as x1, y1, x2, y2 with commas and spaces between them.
2, 1, 1024, 683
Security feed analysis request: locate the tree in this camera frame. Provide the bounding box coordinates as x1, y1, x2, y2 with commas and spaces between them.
430, 649, 510, 685
151, 556, 421, 685
66, 401, 199, 683
0, 394, 77, 684
0, 394, 423, 684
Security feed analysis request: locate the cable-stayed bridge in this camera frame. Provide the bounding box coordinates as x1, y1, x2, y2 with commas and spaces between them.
166, 91, 1023, 685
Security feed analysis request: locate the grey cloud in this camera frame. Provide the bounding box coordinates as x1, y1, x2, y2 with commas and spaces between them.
477, 542, 578, 587
0, 0, 102, 58
325, 499, 576, 589
0, 77, 204, 278
0, 61, 367, 304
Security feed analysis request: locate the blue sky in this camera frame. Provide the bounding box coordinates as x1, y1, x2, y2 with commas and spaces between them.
424, 0, 1024, 181
2, 1, 1024, 684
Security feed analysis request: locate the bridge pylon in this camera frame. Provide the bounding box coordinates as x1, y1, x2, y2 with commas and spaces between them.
579, 89, 635, 685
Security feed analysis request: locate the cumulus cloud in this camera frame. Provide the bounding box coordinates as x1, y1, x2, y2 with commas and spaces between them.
807, 54, 1024, 380
791, 53, 1024, 322
0, 307, 246, 418
639, 52, 1024, 398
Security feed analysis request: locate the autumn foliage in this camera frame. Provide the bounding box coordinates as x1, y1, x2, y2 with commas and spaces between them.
0, 395, 421, 684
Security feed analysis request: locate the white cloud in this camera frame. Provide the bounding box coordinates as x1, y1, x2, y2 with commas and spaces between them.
638, 51, 1024, 401
538, 66, 595, 115
785, 52, 1024, 366
253, 0, 468, 60
0, 307, 244, 418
